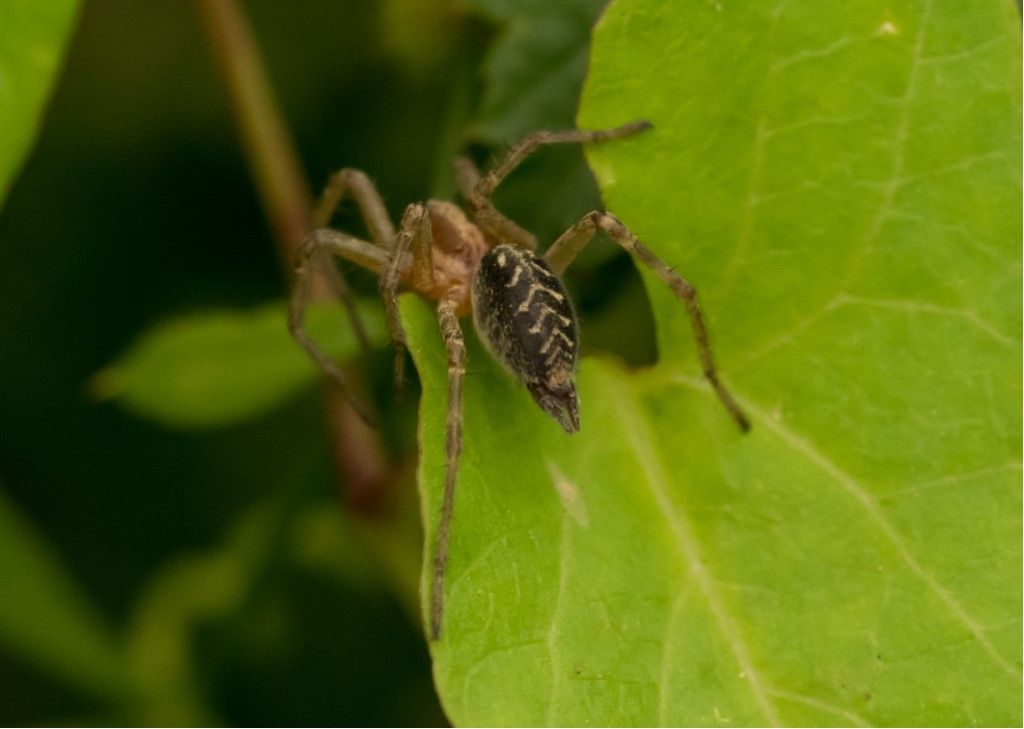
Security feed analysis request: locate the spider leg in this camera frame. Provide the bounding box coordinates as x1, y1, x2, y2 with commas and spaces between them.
546, 211, 751, 432
311, 168, 396, 244
461, 121, 652, 250
431, 296, 466, 640
289, 228, 389, 425
380, 204, 434, 390
308, 169, 398, 353
453, 155, 535, 249
453, 155, 480, 198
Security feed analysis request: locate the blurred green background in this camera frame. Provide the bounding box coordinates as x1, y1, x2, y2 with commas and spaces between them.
0, 0, 655, 724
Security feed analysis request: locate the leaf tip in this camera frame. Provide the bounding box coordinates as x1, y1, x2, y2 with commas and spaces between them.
86, 366, 121, 402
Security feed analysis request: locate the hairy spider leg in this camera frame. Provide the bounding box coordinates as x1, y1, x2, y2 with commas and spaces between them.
309, 169, 398, 353
380, 203, 435, 389
454, 155, 536, 250
546, 211, 751, 432
433, 296, 466, 640
289, 228, 388, 424
459, 121, 653, 252
312, 168, 396, 242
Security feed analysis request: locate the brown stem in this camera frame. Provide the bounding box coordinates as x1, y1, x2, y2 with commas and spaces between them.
195, 0, 389, 514
195, 0, 309, 258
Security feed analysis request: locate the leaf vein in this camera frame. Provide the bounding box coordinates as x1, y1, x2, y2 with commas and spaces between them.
849, 0, 932, 270
613, 384, 782, 726
658, 590, 687, 725
736, 394, 1022, 680
834, 293, 1017, 349
545, 511, 572, 724
769, 688, 872, 727
881, 463, 1023, 500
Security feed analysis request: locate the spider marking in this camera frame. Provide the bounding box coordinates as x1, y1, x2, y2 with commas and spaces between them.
506, 263, 525, 288
516, 283, 566, 313
528, 305, 572, 334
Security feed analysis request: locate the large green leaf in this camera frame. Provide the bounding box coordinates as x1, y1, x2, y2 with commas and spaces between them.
0, 0, 80, 206
406, 0, 1021, 725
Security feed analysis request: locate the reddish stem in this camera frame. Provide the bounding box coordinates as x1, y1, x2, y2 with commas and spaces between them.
195, 0, 390, 515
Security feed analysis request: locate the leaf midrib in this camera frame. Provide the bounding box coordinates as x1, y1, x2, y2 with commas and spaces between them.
731, 387, 1022, 680
608, 373, 783, 726
651, 369, 1022, 682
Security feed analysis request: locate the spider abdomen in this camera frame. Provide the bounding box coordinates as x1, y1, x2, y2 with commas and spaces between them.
471, 244, 580, 432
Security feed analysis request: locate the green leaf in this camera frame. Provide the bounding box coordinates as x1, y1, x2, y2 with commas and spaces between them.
0, 486, 126, 700
407, 1, 1022, 725
463, 0, 607, 142
124, 500, 420, 725
92, 300, 384, 429
125, 503, 279, 725
0, 0, 80, 206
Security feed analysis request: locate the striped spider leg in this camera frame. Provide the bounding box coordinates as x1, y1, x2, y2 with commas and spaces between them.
289, 168, 398, 421
289, 228, 388, 424
545, 211, 750, 431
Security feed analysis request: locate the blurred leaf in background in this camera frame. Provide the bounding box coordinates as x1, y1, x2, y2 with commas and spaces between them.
0, 0, 80, 205
92, 301, 385, 429
0, 487, 126, 705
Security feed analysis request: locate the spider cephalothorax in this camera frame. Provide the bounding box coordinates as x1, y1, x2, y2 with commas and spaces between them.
288, 121, 749, 641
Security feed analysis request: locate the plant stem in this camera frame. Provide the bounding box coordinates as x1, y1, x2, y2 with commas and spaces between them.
195, 0, 390, 515
194, 0, 309, 259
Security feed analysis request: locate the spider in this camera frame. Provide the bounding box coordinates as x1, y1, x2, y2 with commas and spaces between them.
288, 121, 750, 640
